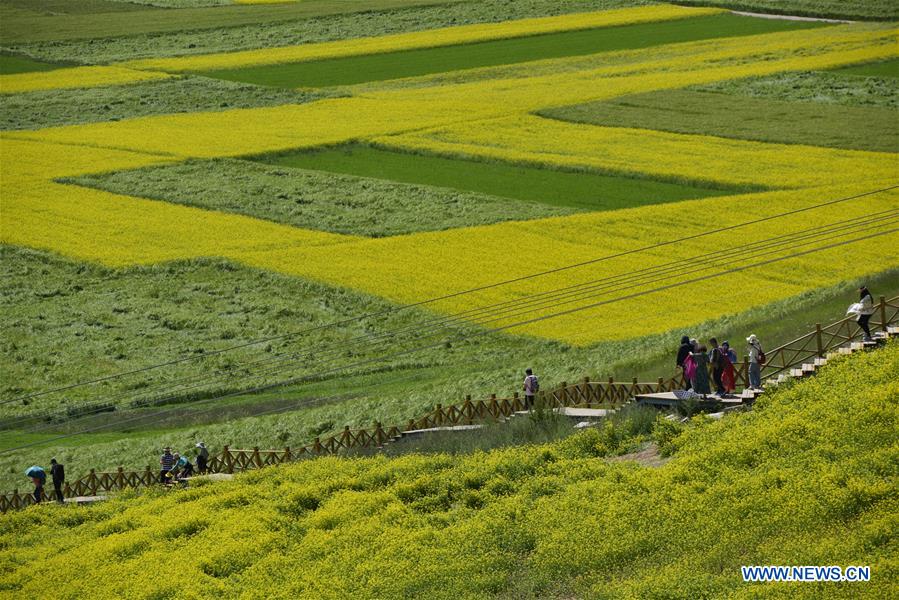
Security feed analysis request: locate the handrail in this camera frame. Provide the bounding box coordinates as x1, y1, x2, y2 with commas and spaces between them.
2, 296, 896, 512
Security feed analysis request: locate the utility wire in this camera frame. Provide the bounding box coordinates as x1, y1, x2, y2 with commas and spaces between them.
7, 183, 895, 405
8, 210, 896, 430
5, 224, 892, 454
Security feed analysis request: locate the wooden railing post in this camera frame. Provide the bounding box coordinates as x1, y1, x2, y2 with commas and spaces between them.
88, 469, 97, 496
742, 357, 749, 388
283, 447, 292, 462
560, 382, 568, 407
582, 377, 591, 408
406, 419, 416, 432
223, 445, 234, 474
435, 404, 443, 426
879, 296, 888, 333
815, 323, 824, 357
116, 466, 125, 490
313, 437, 322, 454
145, 465, 153, 485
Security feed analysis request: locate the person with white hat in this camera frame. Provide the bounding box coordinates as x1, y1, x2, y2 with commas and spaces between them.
195, 442, 209, 474
746, 334, 764, 390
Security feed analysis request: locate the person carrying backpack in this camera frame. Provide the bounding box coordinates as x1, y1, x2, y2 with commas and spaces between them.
523, 368, 539, 409
747, 334, 765, 390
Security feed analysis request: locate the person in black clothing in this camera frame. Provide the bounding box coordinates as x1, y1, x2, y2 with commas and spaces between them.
857, 286, 875, 341
50, 458, 65, 504
708, 338, 725, 397
676, 335, 693, 390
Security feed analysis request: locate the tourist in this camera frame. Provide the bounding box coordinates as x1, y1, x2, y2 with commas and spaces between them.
50, 458, 65, 504
691, 345, 711, 397
708, 338, 725, 396
856, 286, 875, 341
195, 442, 209, 474
523, 368, 539, 409
747, 334, 764, 390
676, 335, 693, 390
26, 466, 46, 504
160, 447, 174, 484
720, 341, 737, 394
721, 340, 737, 365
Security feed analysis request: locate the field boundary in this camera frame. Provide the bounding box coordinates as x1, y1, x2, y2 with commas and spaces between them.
2, 295, 896, 512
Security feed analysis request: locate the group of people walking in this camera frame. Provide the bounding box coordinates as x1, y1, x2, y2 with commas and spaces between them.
159, 442, 209, 484
676, 335, 762, 397
25, 458, 65, 504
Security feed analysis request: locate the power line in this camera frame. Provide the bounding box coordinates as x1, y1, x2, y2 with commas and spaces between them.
5, 224, 891, 454
7, 209, 896, 430
8, 183, 895, 405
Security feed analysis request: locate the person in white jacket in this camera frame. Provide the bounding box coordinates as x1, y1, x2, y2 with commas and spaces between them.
746, 334, 763, 390
857, 286, 875, 341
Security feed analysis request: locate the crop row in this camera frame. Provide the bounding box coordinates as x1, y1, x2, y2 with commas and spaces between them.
122, 5, 722, 73
0, 66, 170, 95
375, 114, 899, 189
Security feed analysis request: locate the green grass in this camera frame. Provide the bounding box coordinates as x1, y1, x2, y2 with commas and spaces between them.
67, 156, 574, 237
1, 1, 649, 65
256, 144, 737, 212
830, 57, 899, 78
540, 89, 899, 152
0, 0, 158, 15
201, 13, 827, 88
0, 53, 60, 75
3, 344, 896, 598
0, 77, 335, 131
693, 70, 899, 109
1, 245, 895, 492
675, 0, 898, 20
0, 0, 454, 44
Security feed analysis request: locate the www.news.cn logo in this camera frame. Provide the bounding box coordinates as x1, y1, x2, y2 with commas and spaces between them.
742, 566, 870, 583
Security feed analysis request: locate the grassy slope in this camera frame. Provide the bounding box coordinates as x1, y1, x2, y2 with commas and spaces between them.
1, 1, 649, 64
675, 0, 899, 20
0, 77, 335, 131
694, 69, 899, 108
68, 157, 575, 237
0, 0, 156, 15
1, 245, 895, 491
201, 13, 825, 88
539, 88, 899, 152
2, 343, 896, 598
0, 0, 454, 43
258, 144, 734, 212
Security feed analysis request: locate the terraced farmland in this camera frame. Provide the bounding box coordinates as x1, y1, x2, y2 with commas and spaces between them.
0, 1, 897, 595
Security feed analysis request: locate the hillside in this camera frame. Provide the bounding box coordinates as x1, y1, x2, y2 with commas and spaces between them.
2, 342, 896, 598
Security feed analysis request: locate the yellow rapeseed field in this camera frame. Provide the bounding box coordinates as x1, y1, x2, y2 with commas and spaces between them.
123, 5, 721, 73
239, 185, 899, 344
2, 14, 897, 345
0, 66, 170, 95
375, 115, 899, 189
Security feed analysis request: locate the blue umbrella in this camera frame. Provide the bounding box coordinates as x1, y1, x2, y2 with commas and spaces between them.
25, 466, 45, 479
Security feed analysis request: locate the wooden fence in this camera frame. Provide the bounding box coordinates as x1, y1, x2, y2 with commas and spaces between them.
2, 296, 896, 512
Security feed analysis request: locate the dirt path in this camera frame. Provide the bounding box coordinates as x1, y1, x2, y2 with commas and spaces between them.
607, 443, 670, 468
731, 10, 853, 24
